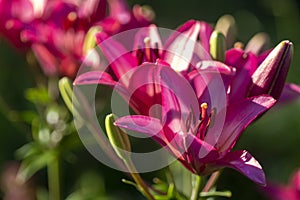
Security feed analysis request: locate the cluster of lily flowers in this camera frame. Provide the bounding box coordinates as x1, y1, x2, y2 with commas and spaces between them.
1, 0, 300, 199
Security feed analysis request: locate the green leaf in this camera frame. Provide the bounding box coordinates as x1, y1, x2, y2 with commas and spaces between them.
17, 150, 56, 183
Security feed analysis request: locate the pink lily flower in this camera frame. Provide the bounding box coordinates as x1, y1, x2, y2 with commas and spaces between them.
114, 65, 276, 185
225, 40, 298, 103
74, 20, 232, 115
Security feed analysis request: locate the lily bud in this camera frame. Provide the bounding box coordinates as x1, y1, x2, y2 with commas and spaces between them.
209, 31, 226, 62
59, 77, 75, 114
215, 14, 236, 48
248, 40, 293, 99
105, 114, 131, 160
82, 26, 102, 55
245, 32, 270, 55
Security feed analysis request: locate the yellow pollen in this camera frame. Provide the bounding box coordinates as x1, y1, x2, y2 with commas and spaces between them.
234, 41, 244, 49
67, 12, 77, 21
201, 103, 208, 109
201, 102, 208, 120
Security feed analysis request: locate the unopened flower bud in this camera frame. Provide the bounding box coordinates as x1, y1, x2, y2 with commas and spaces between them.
83, 26, 102, 55
245, 32, 270, 55
210, 31, 226, 62
248, 40, 293, 99
105, 114, 131, 160
215, 14, 236, 48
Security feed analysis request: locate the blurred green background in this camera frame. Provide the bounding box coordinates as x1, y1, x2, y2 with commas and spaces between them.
1, 0, 300, 199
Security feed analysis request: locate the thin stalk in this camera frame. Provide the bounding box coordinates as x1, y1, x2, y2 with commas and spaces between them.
48, 155, 61, 200
202, 171, 221, 192
124, 159, 155, 200
190, 175, 202, 200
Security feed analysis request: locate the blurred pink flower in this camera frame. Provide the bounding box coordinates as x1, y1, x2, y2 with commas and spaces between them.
0, 0, 153, 78
263, 169, 300, 200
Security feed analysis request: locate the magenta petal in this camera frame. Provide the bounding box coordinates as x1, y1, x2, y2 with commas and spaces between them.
74, 71, 117, 86
163, 20, 201, 72
185, 134, 219, 163
96, 32, 137, 80
124, 63, 163, 116
115, 115, 163, 136
115, 115, 167, 147
199, 21, 213, 53
188, 60, 235, 99
225, 49, 258, 101
219, 150, 266, 185
206, 95, 276, 153
32, 44, 58, 76
278, 83, 300, 104
107, 0, 131, 23
159, 67, 200, 132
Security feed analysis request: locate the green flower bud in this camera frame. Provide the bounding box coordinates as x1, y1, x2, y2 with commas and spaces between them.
209, 31, 226, 62
105, 114, 131, 160
82, 26, 102, 55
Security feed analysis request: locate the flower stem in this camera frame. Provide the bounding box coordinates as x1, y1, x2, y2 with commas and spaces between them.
202, 171, 221, 192
124, 159, 155, 200
48, 155, 61, 200
190, 175, 202, 200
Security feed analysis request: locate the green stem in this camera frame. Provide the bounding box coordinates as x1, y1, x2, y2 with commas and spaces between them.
48, 155, 61, 200
125, 159, 155, 200
190, 175, 202, 200
202, 171, 221, 193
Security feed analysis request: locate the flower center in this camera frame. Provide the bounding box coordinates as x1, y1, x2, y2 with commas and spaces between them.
136, 37, 160, 65
194, 102, 215, 140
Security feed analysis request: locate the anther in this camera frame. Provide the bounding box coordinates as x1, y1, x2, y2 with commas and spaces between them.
200, 102, 208, 120
67, 12, 77, 22
234, 41, 244, 49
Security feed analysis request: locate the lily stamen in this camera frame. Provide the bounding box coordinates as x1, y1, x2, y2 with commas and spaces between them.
144, 37, 152, 61
201, 102, 208, 120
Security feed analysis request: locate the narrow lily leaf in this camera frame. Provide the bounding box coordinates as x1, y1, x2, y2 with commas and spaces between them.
206, 95, 276, 153
17, 151, 56, 183
199, 190, 232, 198
219, 150, 266, 186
